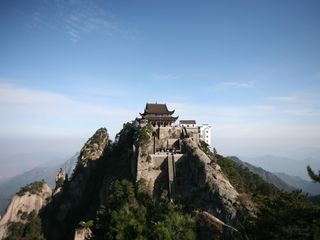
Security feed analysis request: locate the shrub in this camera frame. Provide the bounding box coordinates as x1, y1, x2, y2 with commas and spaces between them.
93, 180, 197, 240
56, 177, 65, 189
5, 211, 45, 240
146, 154, 152, 163
17, 181, 45, 197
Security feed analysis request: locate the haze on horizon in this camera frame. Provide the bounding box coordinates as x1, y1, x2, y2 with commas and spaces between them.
0, 0, 320, 178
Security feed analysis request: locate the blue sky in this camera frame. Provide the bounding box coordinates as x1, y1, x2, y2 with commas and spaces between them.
0, 0, 320, 163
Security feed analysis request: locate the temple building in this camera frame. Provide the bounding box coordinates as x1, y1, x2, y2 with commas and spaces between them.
139, 103, 178, 127
179, 120, 196, 128
135, 102, 213, 199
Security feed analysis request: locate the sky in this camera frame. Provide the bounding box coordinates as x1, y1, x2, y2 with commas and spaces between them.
0, 0, 320, 176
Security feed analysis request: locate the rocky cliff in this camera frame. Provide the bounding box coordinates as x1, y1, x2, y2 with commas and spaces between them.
0, 181, 51, 239
0, 124, 258, 239
41, 128, 109, 240
175, 138, 253, 223
1, 122, 318, 239
135, 132, 253, 223
0, 152, 79, 215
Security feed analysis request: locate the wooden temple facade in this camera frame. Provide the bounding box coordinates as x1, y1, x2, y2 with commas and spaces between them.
139, 103, 178, 127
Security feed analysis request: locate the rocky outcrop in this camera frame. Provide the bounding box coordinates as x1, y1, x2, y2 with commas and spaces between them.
38, 124, 257, 239
77, 128, 109, 166
195, 211, 241, 240
53, 168, 67, 195
0, 182, 52, 239
177, 138, 253, 223
42, 128, 109, 240
58, 128, 109, 217
74, 227, 92, 240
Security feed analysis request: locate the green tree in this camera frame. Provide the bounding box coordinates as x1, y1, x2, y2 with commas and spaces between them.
244, 191, 320, 240
5, 211, 45, 240
17, 180, 45, 196
152, 211, 196, 240
93, 180, 197, 240
307, 165, 320, 182
94, 180, 148, 240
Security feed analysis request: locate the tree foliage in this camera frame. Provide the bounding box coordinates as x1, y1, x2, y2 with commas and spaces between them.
244, 190, 320, 240
16, 180, 45, 196
216, 155, 278, 196
93, 180, 197, 240
4, 211, 45, 240
217, 155, 320, 239
307, 165, 320, 183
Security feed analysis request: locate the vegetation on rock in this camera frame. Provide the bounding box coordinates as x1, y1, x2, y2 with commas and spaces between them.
139, 124, 153, 145
71, 128, 109, 179
55, 177, 65, 189
35, 125, 320, 240
217, 156, 320, 239
4, 211, 45, 240
93, 180, 197, 240
16, 180, 45, 196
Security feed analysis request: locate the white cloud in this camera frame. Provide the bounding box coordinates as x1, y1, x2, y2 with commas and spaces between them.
266, 95, 320, 116
168, 100, 320, 156
267, 96, 297, 102
213, 81, 254, 90
152, 74, 180, 81
17, 0, 135, 42
0, 82, 137, 138
284, 107, 320, 116
63, 2, 121, 42
1, 82, 319, 157
255, 105, 276, 111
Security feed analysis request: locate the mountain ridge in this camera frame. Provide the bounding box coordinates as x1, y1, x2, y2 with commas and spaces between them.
0, 153, 78, 215
0, 123, 319, 239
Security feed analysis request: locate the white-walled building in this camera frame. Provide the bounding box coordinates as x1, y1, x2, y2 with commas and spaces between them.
179, 120, 212, 148
199, 124, 212, 147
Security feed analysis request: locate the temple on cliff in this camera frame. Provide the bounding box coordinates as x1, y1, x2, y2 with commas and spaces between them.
139, 103, 178, 127
136, 102, 213, 199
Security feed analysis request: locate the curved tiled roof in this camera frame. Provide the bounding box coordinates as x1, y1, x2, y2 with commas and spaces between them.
140, 103, 175, 116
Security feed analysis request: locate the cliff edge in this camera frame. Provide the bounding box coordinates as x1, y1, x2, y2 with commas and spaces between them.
0, 181, 51, 239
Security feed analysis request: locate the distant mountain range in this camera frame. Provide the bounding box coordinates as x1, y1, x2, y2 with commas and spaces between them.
274, 172, 320, 196
0, 153, 78, 214
228, 156, 320, 196
241, 154, 320, 180
227, 156, 295, 192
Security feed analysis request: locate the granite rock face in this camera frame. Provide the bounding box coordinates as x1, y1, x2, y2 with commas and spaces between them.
0, 124, 258, 239
195, 211, 241, 240
74, 227, 92, 240
53, 168, 67, 196
66, 127, 109, 206
135, 130, 253, 223
0, 183, 52, 239
77, 128, 109, 167
42, 128, 109, 240
177, 138, 252, 223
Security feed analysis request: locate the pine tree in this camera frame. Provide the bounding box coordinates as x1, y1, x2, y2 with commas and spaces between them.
307, 165, 320, 183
